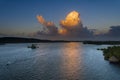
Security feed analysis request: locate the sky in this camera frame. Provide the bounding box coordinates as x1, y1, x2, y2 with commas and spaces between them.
0, 0, 120, 40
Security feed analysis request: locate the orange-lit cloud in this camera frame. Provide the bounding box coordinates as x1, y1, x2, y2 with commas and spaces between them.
59, 11, 84, 36
36, 11, 94, 40
37, 15, 55, 27
60, 11, 82, 28
58, 28, 67, 35
36, 11, 82, 36
36, 15, 58, 35
37, 15, 45, 25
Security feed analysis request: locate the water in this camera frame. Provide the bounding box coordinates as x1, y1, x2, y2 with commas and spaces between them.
0, 43, 120, 80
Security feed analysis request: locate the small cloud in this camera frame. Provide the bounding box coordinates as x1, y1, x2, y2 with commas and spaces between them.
107, 26, 120, 37
92, 26, 120, 40
36, 15, 58, 35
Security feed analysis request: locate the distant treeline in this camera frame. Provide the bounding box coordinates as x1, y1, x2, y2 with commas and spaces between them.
0, 37, 51, 43
0, 37, 120, 44
83, 41, 120, 45
0, 37, 73, 43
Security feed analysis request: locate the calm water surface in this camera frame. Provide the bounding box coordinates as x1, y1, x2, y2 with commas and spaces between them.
0, 43, 120, 80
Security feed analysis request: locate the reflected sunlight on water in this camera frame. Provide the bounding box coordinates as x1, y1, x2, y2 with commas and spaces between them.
61, 42, 83, 80
1, 43, 120, 80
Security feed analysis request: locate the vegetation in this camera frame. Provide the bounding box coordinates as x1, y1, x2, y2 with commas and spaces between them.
0, 37, 52, 43
83, 41, 120, 45
99, 46, 120, 63
1, 37, 120, 44
0, 37, 78, 43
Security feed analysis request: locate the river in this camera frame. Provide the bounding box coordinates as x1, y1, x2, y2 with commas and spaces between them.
0, 42, 120, 80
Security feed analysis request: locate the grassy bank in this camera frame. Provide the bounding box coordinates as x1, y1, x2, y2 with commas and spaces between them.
99, 46, 120, 63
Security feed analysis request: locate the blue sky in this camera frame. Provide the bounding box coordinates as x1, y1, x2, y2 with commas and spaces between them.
0, 0, 120, 35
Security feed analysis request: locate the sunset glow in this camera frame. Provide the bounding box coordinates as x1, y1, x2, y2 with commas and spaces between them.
1, 1, 120, 80
60, 11, 81, 28
37, 15, 45, 25
61, 43, 82, 79
36, 11, 83, 36
58, 28, 67, 35
37, 15, 55, 27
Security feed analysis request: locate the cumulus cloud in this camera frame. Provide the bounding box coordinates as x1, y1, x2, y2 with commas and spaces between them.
60, 11, 82, 28
59, 11, 82, 36
35, 11, 94, 40
91, 26, 120, 41
106, 26, 120, 37
59, 11, 93, 39
36, 15, 58, 35
98, 26, 120, 40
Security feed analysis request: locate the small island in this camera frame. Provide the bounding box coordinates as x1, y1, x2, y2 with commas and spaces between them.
28, 44, 38, 49
99, 46, 120, 63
